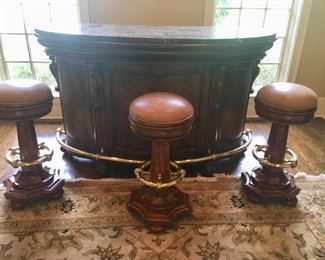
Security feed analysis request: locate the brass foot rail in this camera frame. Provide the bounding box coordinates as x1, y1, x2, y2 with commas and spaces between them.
56, 128, 252, 165
6, 143, 53, 168
252, 144, 298, 168
134, 161, 186, 189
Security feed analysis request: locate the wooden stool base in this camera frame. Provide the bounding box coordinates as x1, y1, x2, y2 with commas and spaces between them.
128, 185, 191, 232
241, 168, 300, 206
3, 167, 64, 209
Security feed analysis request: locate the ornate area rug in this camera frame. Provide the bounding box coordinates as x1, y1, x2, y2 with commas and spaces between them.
0, 174, 324, 259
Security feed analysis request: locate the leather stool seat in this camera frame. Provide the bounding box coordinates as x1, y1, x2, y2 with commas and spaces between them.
129, 92, 194, 140
255, 82, 317, 124
0, 79, 53, 120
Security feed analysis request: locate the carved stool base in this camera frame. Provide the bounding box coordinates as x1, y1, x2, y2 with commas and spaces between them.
3, 167, 64, 209
241, 168, 300, 206
128, 185, 192, 232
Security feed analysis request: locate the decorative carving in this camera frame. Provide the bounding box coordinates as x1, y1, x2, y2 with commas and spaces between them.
88, 64, 105, 108
250, 63, 260, 94
49, 56, 60, 92
88, 63, 106, 152
207, 66, 226, 151
209, 66, 226, 110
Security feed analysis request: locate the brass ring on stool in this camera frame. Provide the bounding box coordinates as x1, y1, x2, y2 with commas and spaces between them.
134, 161, 186, 189
252, 144, 298, 169
5, 142, 53, 168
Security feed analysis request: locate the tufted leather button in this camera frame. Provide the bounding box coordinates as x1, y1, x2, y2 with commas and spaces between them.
0, 79, 53, 120
255, 82, 317, 124
129, 92, 194, 125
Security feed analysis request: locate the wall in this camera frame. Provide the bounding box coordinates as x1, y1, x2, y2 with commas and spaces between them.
87, 0, 206, 26
296, 0, 325, 97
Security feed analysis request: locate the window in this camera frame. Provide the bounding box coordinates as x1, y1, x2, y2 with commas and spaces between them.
213, 0, 304, 92
0, 0, 79, 88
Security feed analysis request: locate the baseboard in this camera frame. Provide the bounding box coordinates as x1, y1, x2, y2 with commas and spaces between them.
42, 96, 63, 121
44, 96, 325, 121
317, 97, 325, 118
247, 96, 325, 119
246, 97, 257, 118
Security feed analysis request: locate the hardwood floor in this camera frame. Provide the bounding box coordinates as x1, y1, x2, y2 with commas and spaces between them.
0, 118, 324, 182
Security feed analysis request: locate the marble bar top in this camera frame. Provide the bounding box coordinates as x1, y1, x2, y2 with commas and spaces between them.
35, 24, 276, 43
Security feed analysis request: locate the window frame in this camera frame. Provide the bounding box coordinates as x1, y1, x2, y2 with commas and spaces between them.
0, 0, 84, 83
204, 0, 312, 85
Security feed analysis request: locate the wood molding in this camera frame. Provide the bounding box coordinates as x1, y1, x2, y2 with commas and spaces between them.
42, 96, 62, 121
78, 0, 90, 23
204, 0, 215, 26
317, 97, 325, 119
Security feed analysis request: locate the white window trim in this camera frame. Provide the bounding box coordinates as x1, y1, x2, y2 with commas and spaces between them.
78, 0, 89, 23
204, 0, 216, 26
0, 39, 6, 80
285, 0, 312, 82
204, 0, 312, 83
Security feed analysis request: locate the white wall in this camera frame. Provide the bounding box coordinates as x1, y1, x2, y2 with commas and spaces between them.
87, 0, 206, 26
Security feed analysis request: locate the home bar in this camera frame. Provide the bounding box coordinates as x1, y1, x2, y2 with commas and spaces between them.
35, 24, 276, 170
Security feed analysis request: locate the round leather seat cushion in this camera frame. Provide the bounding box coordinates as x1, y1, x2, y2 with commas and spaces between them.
255, 82, 317, 111
0, 79, 53, 120
0, 79, 52, 108
129, 92, 194, 125
254, 82, 317, 124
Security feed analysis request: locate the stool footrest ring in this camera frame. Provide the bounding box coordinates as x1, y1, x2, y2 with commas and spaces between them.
252, 144, 298, 168
5, 142, 53, 168
134, 161, 186, 189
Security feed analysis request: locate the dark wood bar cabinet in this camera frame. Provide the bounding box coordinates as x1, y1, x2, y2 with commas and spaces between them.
35, 24, 275, 166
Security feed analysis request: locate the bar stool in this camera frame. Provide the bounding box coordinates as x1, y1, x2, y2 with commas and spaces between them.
242, 82, 317, 205
0, 79, 64, 209
128, 92, 194, 232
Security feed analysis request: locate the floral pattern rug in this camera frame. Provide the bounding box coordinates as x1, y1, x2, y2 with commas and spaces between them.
0, 173, 324, 259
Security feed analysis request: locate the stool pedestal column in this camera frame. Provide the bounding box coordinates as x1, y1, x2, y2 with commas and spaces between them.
129, 141, 191, 233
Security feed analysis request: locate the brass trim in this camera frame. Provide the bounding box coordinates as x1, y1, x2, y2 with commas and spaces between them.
56, 128, 252, 165
252, 144, 298, 168
134, 161, 186, 189
6, 142, 53, 168
56, 128, 144, 164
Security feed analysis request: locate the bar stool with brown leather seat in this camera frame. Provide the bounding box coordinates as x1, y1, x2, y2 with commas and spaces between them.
242, 82, 317, 205
128, 92, 194, 232
0, 79, 64, 209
